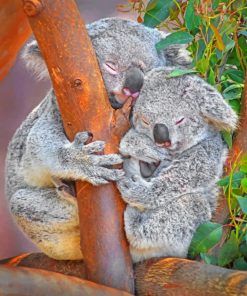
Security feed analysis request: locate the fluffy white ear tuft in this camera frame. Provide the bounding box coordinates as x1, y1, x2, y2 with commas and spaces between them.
21, 40, 49, 80
198, 81, 238, 131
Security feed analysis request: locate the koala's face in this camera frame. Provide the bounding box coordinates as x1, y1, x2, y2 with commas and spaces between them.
132, 69, 217, 154
88, 18, 165, 109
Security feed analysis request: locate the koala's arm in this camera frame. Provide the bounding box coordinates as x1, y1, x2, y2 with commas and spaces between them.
118, 136, 226, 209
21, 92, 124, 188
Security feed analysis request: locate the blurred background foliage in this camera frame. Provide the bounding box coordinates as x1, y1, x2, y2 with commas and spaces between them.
119, 0, 247, 270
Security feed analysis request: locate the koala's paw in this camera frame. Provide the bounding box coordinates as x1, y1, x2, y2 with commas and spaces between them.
64, 132, 125, 185
117, 175, 151, 204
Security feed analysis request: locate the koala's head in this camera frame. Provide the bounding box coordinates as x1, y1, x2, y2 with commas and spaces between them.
22, 17, 191, 109
131, 68, 238, 154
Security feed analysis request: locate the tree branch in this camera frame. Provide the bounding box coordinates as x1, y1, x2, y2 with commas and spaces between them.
21, 0, 134, 292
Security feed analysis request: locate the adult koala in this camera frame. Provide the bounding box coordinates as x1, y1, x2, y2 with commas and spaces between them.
5, 18, 191, 260
118, 67, 238, 262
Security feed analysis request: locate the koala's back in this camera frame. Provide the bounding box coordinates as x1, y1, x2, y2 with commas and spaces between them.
5, 93, 55, 199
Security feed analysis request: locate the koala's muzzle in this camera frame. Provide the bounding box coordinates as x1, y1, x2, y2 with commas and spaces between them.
110, 67, 144, 109
153, 123, 171, 148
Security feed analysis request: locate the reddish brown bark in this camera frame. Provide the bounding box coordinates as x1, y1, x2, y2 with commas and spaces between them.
0, 265, 131, 296
21, 0, 134, 292
0, 0, 31, 80
135, 258, 247, 296
4, 254, 247, 295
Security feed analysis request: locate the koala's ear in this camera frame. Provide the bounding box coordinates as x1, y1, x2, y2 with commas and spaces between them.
158, 31, 192, 67
21, 40, 49, 80
198, 80, 238, 131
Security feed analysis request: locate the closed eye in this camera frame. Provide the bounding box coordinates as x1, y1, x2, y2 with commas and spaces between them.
141, 115, 150, 126
103, 62, 118, 75
175, 117, 185, 125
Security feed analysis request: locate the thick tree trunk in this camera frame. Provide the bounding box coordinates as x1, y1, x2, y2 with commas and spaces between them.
21, 0, 134, 293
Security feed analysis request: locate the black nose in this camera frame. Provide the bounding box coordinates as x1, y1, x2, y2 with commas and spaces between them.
153, 123, 170, 144
124, 67, 144, 94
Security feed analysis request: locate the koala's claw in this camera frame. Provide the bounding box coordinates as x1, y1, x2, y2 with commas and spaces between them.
74, 131, 93, 146
81, 141, 105, 155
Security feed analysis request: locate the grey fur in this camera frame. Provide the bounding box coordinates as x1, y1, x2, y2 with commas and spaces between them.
6, 18, 191, 260
117, 67, 238, 262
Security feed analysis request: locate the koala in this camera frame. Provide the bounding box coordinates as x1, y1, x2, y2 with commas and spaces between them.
5, 18, 191, 260
117, 67, 238, 263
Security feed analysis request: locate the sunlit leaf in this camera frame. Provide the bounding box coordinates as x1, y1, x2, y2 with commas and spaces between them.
207, 67, 215, 85
221, 131, 232, 148
188, 222, 223, 258
156, 31, 193, 50
210, 24, 225, 51
223, 69, 245, 84
167, 68, 198, 78
217, 172, 245, 187
241, 178, 247, 193
218, 232, 239, 267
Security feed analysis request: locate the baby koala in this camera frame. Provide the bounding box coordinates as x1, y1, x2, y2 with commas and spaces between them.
117, 67, 238, 263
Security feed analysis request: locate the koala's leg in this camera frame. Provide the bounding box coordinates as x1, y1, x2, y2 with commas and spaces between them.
9, 187, 82, 260
125, 193, 212, 263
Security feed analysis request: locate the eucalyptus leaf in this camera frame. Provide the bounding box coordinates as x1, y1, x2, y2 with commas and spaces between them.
200, 253, 218, 265
188, 222, 223, 258
167, 68, 198, 78
233, 257, 247, 271
221, 131, 232, 148
236, 195, 247, 214
218, 232, 239, 267
156, 31, 193, 50
144, 0, 175, 28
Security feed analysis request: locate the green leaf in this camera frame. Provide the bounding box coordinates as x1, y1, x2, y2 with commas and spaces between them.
221, 131, 232, 148
217, 172, 245, 188
200, 253, 218, 265
239, 243, 247, 258
236, 195, 247, 214
241, 178, 247, 193
218, 232, 239, 267
188, 222, 223, 258
239, 31, 247, 37
223, 69, 244, 84
223, 84, 244, 94
196, 57, 209, 75
240, 164, 247, 173
228, 99, 241, 115
156, 31, 193, 50
233, 257, 247, 270
207, 67, 216, 85
167, 68, 198, 78
144, 0, 175, 28
184, 0, 201, 32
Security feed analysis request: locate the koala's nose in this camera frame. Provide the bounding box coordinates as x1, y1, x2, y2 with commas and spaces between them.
153, 124, 171, 148
123, 67, 144, 98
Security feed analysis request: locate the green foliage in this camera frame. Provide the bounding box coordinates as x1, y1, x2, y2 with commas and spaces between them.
188, 222, 223, 258
120, 0, 247, 271
120, 0, 246, 139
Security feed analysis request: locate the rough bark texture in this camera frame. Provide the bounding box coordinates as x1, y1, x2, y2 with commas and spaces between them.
22, 0, 134, 293
0, 0, 31, 80
0, 265, 132, 296
135, 258, 247, 296
3, 254, 247, 295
